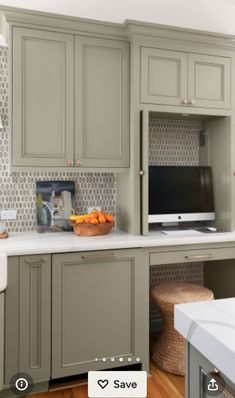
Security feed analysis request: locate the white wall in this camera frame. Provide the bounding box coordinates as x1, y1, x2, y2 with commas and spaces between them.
1, 0, 235, 35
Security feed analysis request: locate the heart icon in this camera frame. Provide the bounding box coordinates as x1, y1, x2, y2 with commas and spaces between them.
97, 379, 109, 389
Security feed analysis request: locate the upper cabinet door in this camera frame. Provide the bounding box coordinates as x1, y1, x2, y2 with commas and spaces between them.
12, 27, 74, 167
188, 53, 231, 109
75, 36, 129, 168
141, 47, 187, 106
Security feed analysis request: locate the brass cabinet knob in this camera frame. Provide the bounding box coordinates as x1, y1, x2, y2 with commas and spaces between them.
189, 99, 195, 105
76, 160, 82, 166
139, 170, 145, 176
67, 159, 74, 166
182, 99, 188, 105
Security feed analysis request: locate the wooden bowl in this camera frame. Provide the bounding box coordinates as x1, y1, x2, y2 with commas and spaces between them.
70, 221, 114, 237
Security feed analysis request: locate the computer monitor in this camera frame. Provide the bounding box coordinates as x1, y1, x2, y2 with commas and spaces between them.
148, 166, 215, 223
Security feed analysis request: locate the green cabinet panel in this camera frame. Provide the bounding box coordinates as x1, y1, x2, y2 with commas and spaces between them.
18, 255, 51, 380
51, 249, 148, 378
4, 255, 51, 384
75, 36, 129, 168
188, 53, 231, 109
0, 294, 3, 391
141, 47, 187, 106
11, 27, 130, 170
141, 47, 231, 110
12, 27, 74, 167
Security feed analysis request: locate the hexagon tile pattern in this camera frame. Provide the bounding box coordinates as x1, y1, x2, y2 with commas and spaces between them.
149, 118, 201, 166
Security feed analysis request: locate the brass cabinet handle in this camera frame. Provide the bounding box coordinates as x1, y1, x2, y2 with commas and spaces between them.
25, 256, 46, 264
182, 99, 188, 105
67, 159, 74, 166
139, 170, 145, 176
184, 253, 212, 260
81, 253, 116, 261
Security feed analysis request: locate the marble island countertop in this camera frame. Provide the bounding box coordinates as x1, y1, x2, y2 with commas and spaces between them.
175, 298, 235, 384
1, 228, 235, 256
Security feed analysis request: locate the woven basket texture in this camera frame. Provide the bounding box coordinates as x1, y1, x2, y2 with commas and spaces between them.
71, 221, 114, 236
151, 282, 214, 375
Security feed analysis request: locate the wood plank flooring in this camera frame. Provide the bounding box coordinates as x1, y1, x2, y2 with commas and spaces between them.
30, 362, 184, 398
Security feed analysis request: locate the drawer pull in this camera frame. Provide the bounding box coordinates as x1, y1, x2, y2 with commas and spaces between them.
25, 256, 46, 264
81, 253, 116, 261
184, 254, 212, 260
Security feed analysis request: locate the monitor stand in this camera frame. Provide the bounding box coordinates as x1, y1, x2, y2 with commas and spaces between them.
162, 222, 180, 230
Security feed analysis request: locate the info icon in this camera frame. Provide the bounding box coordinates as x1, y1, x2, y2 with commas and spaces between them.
202, 372, 225, 397
10, 372, 34, 396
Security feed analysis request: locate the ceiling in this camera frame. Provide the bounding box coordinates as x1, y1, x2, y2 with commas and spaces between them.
1, 0, 235, 35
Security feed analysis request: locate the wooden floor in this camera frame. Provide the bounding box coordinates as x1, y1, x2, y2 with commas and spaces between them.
30, 362, 184, 398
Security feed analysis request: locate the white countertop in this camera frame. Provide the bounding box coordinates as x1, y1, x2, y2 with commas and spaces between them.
1, 229, 235, 256
175, 298, 235, 384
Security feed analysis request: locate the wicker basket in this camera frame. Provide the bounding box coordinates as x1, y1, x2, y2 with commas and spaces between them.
151, 282, 214, 376
70, 221, 114, 237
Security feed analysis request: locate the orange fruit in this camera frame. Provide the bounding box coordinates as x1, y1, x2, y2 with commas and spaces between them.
90, 217, 98, 225
90, 212, 99, 218
106, 214, 113, 222
98, 211, 105, 217
99, 215, 106, 224
84, 217, 90, 224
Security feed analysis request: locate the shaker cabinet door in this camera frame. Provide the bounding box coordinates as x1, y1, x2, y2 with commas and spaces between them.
12, 27, 74, 167
51, 249, 148, 378
19, 255, 51, 380
188, 53, 231, 109
75, 36, 130, 168
4, 256, 51, 384
140, 47, 188, 106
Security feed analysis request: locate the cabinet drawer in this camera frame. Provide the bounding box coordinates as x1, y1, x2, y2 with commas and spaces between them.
149, 247, 235, 265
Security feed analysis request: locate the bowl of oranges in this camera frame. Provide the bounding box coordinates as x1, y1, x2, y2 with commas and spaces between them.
69, 210, 114, 236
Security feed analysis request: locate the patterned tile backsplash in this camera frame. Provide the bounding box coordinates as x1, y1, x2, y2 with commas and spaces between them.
149, 118, 201, 166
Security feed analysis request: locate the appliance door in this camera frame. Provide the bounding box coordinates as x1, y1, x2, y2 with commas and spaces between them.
0, 293, 4, 390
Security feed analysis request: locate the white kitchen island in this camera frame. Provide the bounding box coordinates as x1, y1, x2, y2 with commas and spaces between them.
175, 298, 235, 397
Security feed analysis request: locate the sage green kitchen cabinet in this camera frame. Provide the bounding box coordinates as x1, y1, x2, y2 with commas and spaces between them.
75, 36, 129, 168
140, 47, 188, 106
51, 249, 148, 378
188, 53, 231, 109
11, 27, 129, 170
0, 294, 3, 391
141, 47, 231, 109
12, 27, 74, 167
4, 255, 51, 384
187, 344, 235, 397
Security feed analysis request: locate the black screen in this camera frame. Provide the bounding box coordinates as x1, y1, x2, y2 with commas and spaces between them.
149, 166, 215, 215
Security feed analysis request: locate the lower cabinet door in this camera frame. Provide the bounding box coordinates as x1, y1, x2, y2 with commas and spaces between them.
51, 249, 148, 378
0, 294, 4, 391
18, 255, 51, 381
5, 256, 51, 385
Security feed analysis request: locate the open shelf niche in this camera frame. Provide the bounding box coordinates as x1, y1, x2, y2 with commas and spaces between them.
142, 111, 232, 235
145, 112, 232, 331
